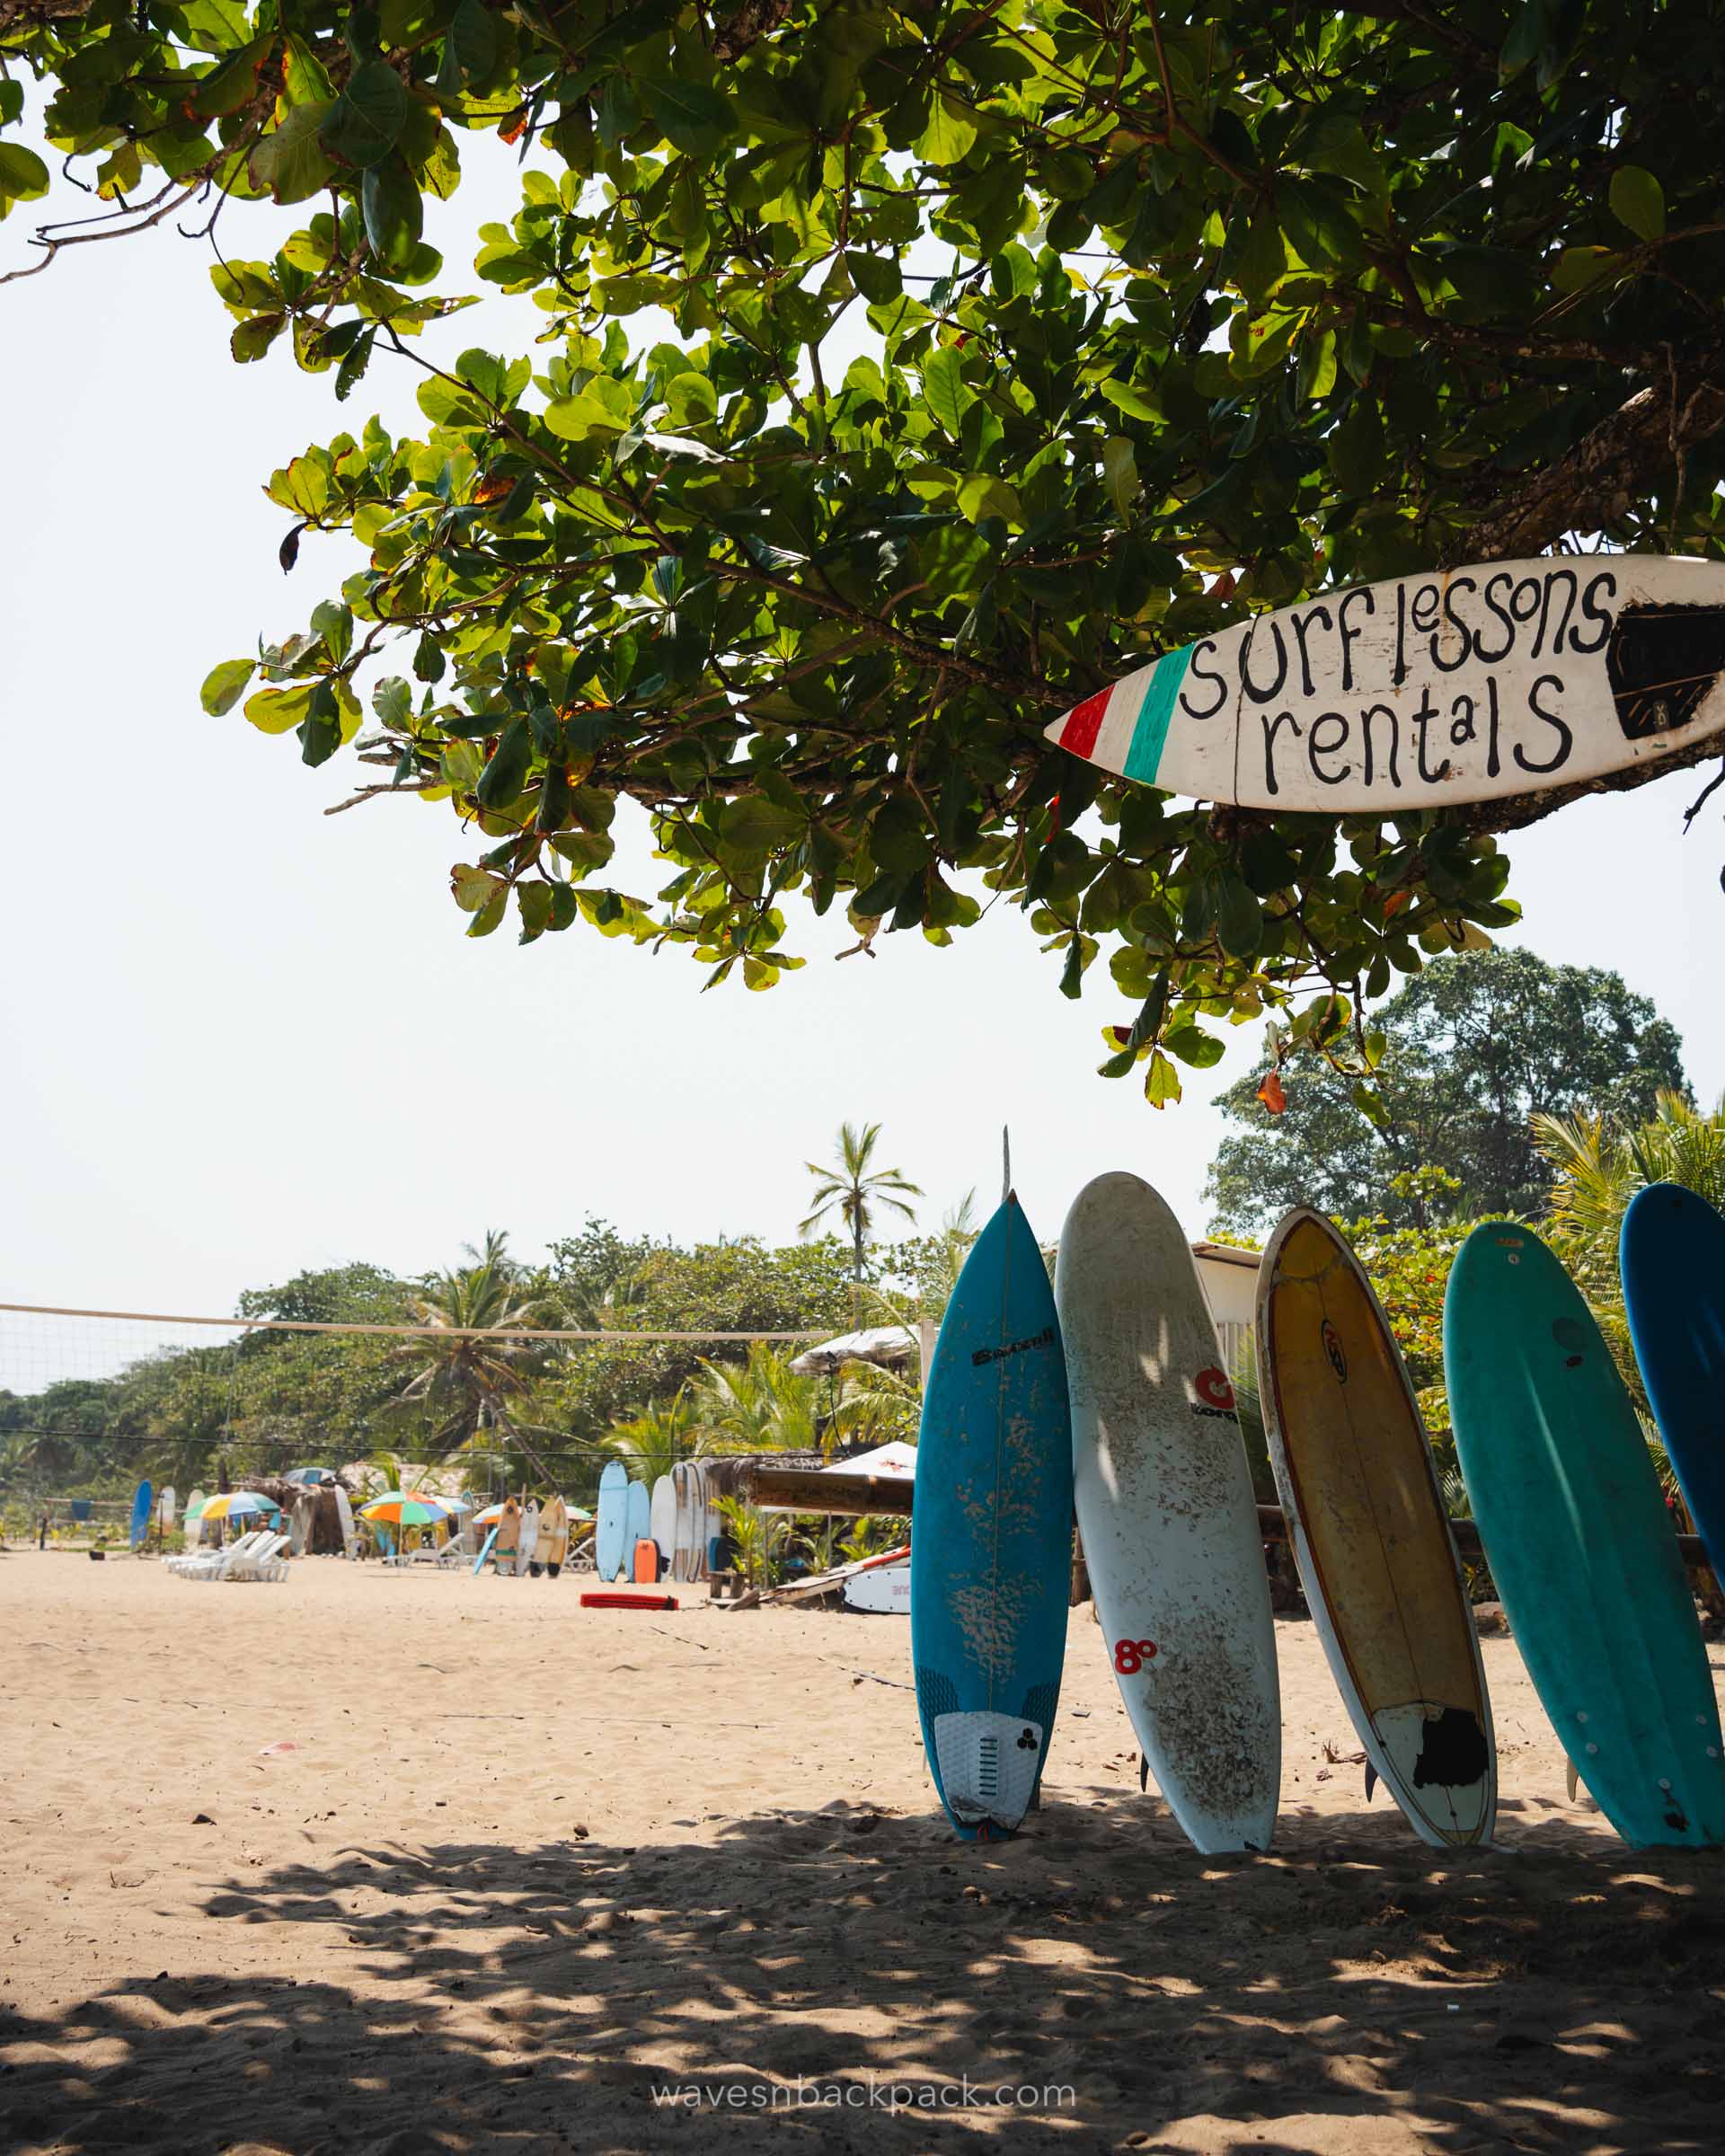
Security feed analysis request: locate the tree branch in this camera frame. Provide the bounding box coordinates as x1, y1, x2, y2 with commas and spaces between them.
1453, 337, 1725, 565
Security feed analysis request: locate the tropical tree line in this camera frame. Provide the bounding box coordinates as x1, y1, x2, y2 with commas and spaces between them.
0, 1123, 940, 1515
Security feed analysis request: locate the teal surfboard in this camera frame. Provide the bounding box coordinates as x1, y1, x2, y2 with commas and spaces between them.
129, 1480, 153, 1551
910, 1193, 1073, 1840
472, 1528, 499, 1577
1445, 1223, 1724, 1848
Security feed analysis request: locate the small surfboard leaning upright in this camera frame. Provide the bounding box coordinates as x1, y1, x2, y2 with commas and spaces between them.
1058, 1172, 1280, 1853
1445, 1222, 1725, 1848
1621, 1181, 1725, 1578
1258, 1208, 1494, 1847
911, 1193, 1073, 1840
536, 1496, 570, 1578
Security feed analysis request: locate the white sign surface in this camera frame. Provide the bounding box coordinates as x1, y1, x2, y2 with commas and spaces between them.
1046, 556, 1725, 810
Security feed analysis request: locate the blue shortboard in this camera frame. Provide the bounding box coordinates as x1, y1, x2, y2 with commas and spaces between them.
129, 1480, 153, 1551
472, 1528, 499, 1577
911, 1193, 1073, 1840
596, 1462, 629, 1582
1622, 1181, 1725, 1580
1445, 1221, 1725, 1847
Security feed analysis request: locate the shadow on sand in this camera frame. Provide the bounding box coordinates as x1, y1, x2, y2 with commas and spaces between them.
4, 1789, 1724, 2153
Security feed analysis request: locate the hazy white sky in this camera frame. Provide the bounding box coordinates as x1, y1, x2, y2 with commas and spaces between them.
4, 138, 1721, 1326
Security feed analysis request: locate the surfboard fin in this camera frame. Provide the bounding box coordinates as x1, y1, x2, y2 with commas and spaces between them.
1139, 1753, 1149, 1792
1565, 1758, 1579, 1805
1364, 1763, 1378, 1804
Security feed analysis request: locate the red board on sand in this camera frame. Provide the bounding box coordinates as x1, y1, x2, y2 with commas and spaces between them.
580, 1591, 678, 1611
632, 1537, 659, 1584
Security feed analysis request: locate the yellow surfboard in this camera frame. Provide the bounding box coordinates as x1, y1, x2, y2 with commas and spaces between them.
1258, 1209, 1496, 1848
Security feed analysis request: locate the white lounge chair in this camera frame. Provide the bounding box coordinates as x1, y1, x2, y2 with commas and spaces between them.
169, 1529, 266, 1579
221, 1531, 290, 1583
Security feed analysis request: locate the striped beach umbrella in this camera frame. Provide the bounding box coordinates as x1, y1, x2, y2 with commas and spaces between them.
358, 1492, 454, 1527
191, 1491, 280, 1522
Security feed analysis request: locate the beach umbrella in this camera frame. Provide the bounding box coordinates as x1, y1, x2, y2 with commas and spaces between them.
194, 1491, 280, 1522
283, 1466, 337, 1488
359, 1492, 454, 1527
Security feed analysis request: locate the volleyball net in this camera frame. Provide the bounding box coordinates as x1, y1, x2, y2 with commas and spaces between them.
0, 1299, 827, 1506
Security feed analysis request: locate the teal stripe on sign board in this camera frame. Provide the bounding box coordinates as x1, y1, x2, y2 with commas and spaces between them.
1122, 645, 1195, 783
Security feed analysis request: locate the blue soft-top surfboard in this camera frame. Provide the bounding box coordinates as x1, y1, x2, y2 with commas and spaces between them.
911, 1193, 1073, 1840
625, 1480, 651, 1567
1445, 1221, 1724, 1848
129, 1479, 153, 1551
1623, 1181, 1725, 1580
472, 1527, 500, 1577
596, 1462, 628, 1582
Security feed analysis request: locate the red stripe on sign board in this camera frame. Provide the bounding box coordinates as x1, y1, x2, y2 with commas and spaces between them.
1057, 685, 1111, 759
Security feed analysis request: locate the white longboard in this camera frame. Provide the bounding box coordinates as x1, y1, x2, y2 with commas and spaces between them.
1046, 555, 1725, 811
670, 1462, 698, 1580
1057, 1171, 1280, 1853
517, 1501, 540, 1578
334, 1487, 357, 1560
184, 1489, 206, 1549
650, 1475, 676, 1568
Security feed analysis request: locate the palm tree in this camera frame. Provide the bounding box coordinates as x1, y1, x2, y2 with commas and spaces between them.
601, 1393, 695, 1486
684, 1345, 829, 1454
800, 1121, 921, 1313
1534, 1090, 1725, 1286
392, 1231, 560, 1482
1533, 1089, 1725, 1417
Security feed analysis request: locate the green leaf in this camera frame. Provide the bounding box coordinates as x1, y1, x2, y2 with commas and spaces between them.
922, 346, 973, 437
1214, 873, 1262, 959
1550, 245, 1626, 294
847, 252, 901, 304
363, 157, 423, 276
1163, 1023, 1225, 1068
200, 659, 256, 715
373, 676, 411, 726
250, 104, 336, 204
720, 796, 805, 861
1326, 395, 1382, 495
665, 372, 718, 428
641, 75, 733, 159
1101, 436, 1140, 517
1234, 208, 1287, 301
321, 60, 410, 171
467, 886, 509, 937
243, 685, 313, 736
230, 313, 286, 363
916, 94, 978, 167
955, 473, 1023, 529
474, 715, 532, 808
190, 35, 272, 119
1609, 163, 1665, 243
1099, 379, 1159, 423
1144, 1050, 1182, 1109
0, 142, 50, 210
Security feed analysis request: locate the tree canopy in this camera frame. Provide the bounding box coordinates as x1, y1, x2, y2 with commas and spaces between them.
1205, 947, 1689, 1230
7, 2, 1725, 1101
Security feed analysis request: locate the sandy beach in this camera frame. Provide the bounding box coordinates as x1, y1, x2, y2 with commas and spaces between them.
3, 1548, 1722, 2155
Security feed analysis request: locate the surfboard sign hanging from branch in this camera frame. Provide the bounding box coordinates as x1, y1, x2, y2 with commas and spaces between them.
1044, 556, 1725, 814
